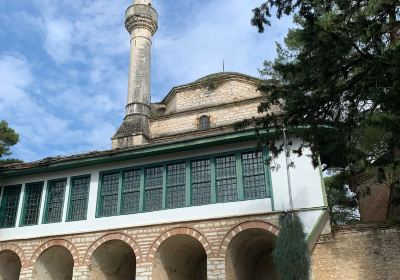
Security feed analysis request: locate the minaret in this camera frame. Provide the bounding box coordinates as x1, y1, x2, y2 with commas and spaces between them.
112, 0, 158, 148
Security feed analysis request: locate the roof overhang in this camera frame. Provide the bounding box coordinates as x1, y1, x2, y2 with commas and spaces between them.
0, 129, 264, 178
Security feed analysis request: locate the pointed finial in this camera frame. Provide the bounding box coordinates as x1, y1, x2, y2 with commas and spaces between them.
134, 0, 152, 4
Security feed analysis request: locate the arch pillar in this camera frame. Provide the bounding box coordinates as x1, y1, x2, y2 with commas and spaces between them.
207, 257, 226, 280
135, 261, 153, 280
72, 265, 90, 280
19, 266, 33, 279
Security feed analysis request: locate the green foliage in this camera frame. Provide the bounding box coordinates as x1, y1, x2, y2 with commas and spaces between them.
273, 212, 310, 280
0, 120, 22, 165
325, 172, 359, 225
251, 0, 400, 172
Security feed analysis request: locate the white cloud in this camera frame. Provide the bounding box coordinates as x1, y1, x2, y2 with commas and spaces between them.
151, 0, 293, 100
0, 54, 114, 161
1, 0, 293, 161
0, 54, 33, 106
44, 19, 75, 64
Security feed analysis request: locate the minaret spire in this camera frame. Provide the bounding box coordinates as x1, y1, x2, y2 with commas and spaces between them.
112, 0, 158, 148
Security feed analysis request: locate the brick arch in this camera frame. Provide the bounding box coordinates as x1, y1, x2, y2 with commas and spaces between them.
30, 239, 79, 266
0, 243, 26, 267
146, 227, 213, 262
218, 220, 279, 257
83, 232, 141, 265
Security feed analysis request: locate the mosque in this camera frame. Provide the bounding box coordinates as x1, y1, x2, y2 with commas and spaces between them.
0, 1, 398, 279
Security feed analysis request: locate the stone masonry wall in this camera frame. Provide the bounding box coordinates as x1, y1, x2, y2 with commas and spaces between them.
170, 80, 261, 114
311, 224, 400, 280
0, 213, 280, 280
3, 216, 400, 279
150, 100, 266, 138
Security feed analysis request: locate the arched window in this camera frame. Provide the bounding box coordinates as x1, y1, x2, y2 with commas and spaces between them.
199, 115, 210, 130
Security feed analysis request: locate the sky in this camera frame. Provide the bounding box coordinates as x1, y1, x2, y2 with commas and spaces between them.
0, 0, 293, 162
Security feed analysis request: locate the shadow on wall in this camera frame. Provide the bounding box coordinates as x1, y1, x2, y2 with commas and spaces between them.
0, 250, 21, 280
153, 234, 207, 280
32, 246, 73, 280
226, 228, 277, 280
89, 240, 136, 280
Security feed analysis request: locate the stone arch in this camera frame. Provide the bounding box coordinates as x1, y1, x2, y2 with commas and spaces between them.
0, 243, 26, 267
30, 239, 79, 267
147, 227, 213, 262
0, 244, 24, 280
218, 220, 279, 257
83, 232, 141, 265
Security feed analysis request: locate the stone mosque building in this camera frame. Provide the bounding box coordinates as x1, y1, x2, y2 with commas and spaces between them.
0, 1, 399, 279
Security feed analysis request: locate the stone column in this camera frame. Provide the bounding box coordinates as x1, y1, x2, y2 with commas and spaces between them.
19, 266, 33, 280
72, 265, 90, 280
112, 0, 158, 148
135, 261, 153, 280
207, 257, 227, 280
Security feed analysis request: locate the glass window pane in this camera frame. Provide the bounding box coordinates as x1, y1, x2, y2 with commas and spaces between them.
68, 176, 90, 221
99, 172, 119, 217
122, 169, 140, 214
242, 151, 267, 199
45, 179, 66, 223
199, 115, 210, 129
0, 185, 21, 228
145, 166, 163, 212
216, 155, 237, 202
166, 163, 186, 209
191, 159, 211, 206
22, 182, 43, 226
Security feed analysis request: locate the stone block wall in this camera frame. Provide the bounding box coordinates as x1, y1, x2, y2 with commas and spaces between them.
167, 80, 261, 114
4, 216, 400, 279
150, 100, 266, 138
311, 224, 400, 280
0, 213, 280, 280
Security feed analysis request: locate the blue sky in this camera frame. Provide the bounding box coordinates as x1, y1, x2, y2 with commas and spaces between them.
0, 0, 292, 162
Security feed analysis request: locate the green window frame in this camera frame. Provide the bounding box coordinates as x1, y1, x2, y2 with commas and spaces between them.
67, 175, 90, 221
144, 166, 163, 212
95, 147, 272, 218
43, 178, 67, 224
191, 159, 212, 206
166, 162, 186, 209
0, 185, 21, 228
98, 172, 120, 217
215, 155, 238, 202
121, 169, 141, 214
21, 182, 43, 226
242, 151, 268, 199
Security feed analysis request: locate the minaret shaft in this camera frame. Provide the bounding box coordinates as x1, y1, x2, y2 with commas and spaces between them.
112, 0, 158, 148
126, 29, 152, 118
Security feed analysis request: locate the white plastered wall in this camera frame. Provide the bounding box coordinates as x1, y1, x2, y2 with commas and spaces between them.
0, 138, 325, 241
270, 138, 325, 211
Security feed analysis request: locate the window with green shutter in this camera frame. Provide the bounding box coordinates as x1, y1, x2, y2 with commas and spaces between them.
144, 166, 163, 212
98, 172, 120, 217
94, 148, 271, 217
121, 169, 140, 214
21, 182, 43, 226
242, 151, 267, 199
191, 159, 211, 206
216, 155, 237, 202
0, 185, 21, 228
166, 163, 186, 209
68, 176, 90, 221
44, 179, 66, 223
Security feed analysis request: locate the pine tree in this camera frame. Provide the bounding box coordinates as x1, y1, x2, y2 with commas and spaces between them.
251, 0, 400, 167
0, 120, 22, 165
273, 212, 310, 280
248, 0, 400, 213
